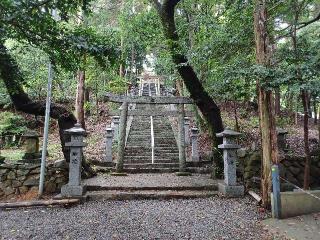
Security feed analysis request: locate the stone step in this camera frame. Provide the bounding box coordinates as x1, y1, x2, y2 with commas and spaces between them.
124, 163, 180, 168
154, 136, 176, 139
124, 150, 152, 154
154, 150, 179, 153
85, 190, 218, 201
124, 156, 152, 160
128, 135, 151, 138
124, 159, 177, 164
155, 143, 178, 146
126, 143, 151, 146
154, 153, 179, 158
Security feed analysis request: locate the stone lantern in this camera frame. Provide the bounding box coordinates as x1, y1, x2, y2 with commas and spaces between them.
216, 128, 244, 197
21, 131, 41, 163
61, 123, 87, 198
277, 127, 288, 151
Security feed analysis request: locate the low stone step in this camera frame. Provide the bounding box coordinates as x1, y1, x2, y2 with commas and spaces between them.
124, 151, 152, 155
154, 151, 179, 155
126, 141, 151, 145
86, 190, 218, 201
155, 143, 178, 146
128, 135, 151, 138
154, 154, 179, 159
124, 155, 151, 159
125, 146, 151, 149
124, 163, 180, 169
154, 148, 179, 152
124, 159, 178, 164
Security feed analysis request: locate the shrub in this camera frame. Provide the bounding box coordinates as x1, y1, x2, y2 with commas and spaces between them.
0, 112, 28, 136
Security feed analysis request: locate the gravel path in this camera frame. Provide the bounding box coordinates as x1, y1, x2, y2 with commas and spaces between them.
0, 197, 278, 240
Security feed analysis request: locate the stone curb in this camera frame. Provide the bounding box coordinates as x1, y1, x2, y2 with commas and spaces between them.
85, 190, 219, 201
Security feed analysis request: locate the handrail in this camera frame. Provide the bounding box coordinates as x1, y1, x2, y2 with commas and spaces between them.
150, 116, 155, 164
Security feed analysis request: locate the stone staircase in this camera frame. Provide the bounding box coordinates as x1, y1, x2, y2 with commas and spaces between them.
122, 83, 180, 172
123, 103, 180, 173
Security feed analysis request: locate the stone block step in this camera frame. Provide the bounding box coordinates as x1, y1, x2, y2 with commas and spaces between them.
124, 150, 152, 155
85, 183, 218, 192
154, 152, 179, 156
154, 148, 179, 151
124, 159, 178, 164
124, 156, 152, 159
154, 154, 179, 159
86, 189, 218, 201
128, 134, 150, 138
124, 163, 180, 169
126, 140, 151, 144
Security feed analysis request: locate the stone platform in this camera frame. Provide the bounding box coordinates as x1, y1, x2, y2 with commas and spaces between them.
82, 173, 220, 200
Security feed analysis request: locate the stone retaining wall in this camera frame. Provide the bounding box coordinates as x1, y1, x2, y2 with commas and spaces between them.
0, 160, 68, 199
239, 150, 320, 189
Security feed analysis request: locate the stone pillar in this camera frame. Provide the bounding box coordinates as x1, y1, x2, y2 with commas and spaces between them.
216, 128, 244, 197
176, 104, 190, 176
21, 131, 41, 163
61, 123, 86, 197
184, 117, 190, 145
114, 102, 128, 174
111, 116, 120, 142
105, 127, 113, 162
191, 128, 199, 162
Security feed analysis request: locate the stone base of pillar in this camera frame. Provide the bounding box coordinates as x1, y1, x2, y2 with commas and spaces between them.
218, 182, 244, 197
61, 185, 86, 198
175, 172, 192, 176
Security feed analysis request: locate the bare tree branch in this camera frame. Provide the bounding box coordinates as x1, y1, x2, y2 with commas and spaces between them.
298, 11, 320, 27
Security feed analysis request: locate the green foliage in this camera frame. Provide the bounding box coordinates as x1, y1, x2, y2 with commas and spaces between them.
276, 116, 293, 128
0, 112, 28, 136
107, 76, 129, 94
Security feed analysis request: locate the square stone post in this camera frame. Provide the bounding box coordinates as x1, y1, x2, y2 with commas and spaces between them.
114, 102, 128, 175
61, 123, 87, 198
191, 128, 199, 162
176, 104, 190, 176
105, 127, 114, 162
216, 128, 244, 197
184, 117, 190, 145
111, 116, 120, 142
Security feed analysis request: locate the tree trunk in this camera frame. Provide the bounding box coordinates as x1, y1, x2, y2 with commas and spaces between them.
84, 87, 90, 117
275, 87, 281, 115
0, 43, 95, 178
0, 43, 76, 162
302, 90, 311, 189
234, 101, 240, 132
254, 0, 279, 209
313, 97, 317, 124
75, 70, 86, 129
151, 0, 224, 175
318, 105, 320, 144
291, 2, 311, 189
152, 0, 223, 136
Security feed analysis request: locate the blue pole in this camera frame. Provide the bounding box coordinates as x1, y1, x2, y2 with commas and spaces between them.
272, 164, 281, 219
